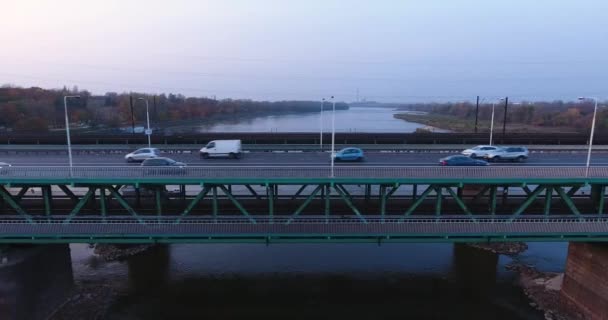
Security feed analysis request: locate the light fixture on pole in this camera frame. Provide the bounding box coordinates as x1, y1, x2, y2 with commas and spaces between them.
137, 97, 152, 148
330, 96, 336, 178
489, 98, 505, 146
320, 98, 325, 149
63, 95, 80, 175
578, 96, 600, 177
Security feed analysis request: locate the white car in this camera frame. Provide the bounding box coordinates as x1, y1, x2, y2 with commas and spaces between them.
125, 148, 160, 163
461, 145, 501, 158
484, 147, 529, 162
0, 162, 10, 167
200, 140, 242, 159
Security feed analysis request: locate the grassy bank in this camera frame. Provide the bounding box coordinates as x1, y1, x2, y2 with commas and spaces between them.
394, 113, 578, 134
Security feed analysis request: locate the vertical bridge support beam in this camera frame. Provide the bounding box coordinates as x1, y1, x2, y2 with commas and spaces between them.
561, 242, 608, 319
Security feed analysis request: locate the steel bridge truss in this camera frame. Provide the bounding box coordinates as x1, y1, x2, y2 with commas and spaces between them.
2, 166, 608, 243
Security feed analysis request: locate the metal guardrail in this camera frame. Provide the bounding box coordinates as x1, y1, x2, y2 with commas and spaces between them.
4, 217, 608, 225
1, 144, 607, 154
1, 165, 608, 180
0, 132, 600, 146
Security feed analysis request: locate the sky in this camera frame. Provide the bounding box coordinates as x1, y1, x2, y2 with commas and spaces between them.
1, 0, 607, 102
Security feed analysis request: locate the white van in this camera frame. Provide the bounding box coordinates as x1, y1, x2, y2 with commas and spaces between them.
199, 140, 242, 159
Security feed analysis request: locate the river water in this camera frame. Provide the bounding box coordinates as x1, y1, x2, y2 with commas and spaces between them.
185, 106, 428, 133
64, 108, 566, 319
67, 241, 568, 319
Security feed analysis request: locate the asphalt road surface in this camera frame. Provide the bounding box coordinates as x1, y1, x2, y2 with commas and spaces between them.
2, 151, 608, 167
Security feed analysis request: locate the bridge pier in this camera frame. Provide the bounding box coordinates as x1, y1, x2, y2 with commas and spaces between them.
0, 244, 74, 320
560, 242, 608, 319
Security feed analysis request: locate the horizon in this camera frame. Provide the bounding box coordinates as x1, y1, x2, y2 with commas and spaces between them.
2, 0, 607, 103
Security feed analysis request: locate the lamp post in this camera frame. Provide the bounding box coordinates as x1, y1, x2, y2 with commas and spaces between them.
330, 96, 336, 178
320, 98, 325, 149
578, 97, 600, 176
63, 95, 80, 174
489, 98, 505, 146
137, 97, 152, 148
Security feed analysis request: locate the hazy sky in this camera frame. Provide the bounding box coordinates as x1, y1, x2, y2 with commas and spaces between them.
2, 0, 607, 102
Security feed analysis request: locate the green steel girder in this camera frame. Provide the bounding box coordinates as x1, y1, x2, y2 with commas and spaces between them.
0, 186, 33, 223
434, 187, 442, 216
291, 185, 308, 200
509, 186, 546, 222
15, 187, 30, 202
555, 186, 582, 218
244, 185, 261, 200
267, 184, 274, 223
443, 187, 474, 219
489, 186, 498, 215
286, 185, 323, 224
63, 187, 96, 224
402, 185, 435, 219
107, 187, 144, 223
544, 187, 553, 216
217, 185, 256, 224
181, 187, 211, 217
58, 185, 79, 203
333, 185, 367, 224
42, 186, 52, 217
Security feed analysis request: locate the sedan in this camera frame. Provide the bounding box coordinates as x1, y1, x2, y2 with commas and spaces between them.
461, 145, 500, 158
0, 162, 11, 168
141, 157, 187, 175
125, 148, 160, 163
333, 148, 364, 162
439, 155, 489, 166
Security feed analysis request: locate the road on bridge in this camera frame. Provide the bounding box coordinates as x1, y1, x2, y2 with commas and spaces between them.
2, 151, 608, 167
0, 152, 608, 166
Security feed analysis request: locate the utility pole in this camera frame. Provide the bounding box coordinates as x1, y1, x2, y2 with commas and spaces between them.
153, 95, 157, 122
502, 96, 508, 135
129, 94, 135, 134
474, 96, 480, 133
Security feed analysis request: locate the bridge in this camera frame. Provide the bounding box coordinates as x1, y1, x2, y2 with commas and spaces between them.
1, 166, 608, 243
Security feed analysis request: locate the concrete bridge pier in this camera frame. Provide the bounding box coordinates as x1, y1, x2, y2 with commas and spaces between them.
0, 244, 74, 320
560, 242, 608, 319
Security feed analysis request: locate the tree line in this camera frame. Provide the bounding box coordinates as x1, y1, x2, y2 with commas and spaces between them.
0, 85, 348, 133
397, 100, 607, 133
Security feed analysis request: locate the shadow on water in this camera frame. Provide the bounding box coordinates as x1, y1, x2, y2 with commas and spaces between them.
101, 243, 545, 320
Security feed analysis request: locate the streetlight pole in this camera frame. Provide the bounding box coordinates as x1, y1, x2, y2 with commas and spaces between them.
63, 95, 80, 175
489, 102, 496, 146
330, 96, 336, 178
489, 98, 504, 146
320, 98, 325, 149
579, 97, 599, 176
137, 97, 152, 148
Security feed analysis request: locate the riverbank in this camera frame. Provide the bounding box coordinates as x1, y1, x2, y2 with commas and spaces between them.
393, 113, 577, 134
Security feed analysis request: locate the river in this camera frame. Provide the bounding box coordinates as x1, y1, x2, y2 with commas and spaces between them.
63, 241, 568, 319
163, 107, 431, 133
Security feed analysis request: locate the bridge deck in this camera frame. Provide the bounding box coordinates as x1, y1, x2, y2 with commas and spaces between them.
0, 217, 607, 243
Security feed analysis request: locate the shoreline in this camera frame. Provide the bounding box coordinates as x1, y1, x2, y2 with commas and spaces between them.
393, 113, 578, 134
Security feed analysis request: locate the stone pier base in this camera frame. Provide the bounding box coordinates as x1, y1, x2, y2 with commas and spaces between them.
0, 244, 74, 320
561, 242, 608, 319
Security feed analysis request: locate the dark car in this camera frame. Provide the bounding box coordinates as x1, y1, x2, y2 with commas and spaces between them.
141, 157, 186, 175
439, 155, 489, 166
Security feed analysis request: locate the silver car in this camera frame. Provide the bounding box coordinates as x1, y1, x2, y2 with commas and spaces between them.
484, 147, 529, 162
461, 145, 501, 158
125, 148, 160, 163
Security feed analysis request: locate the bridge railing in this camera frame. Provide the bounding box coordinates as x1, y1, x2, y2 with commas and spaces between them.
0, 165, 606, 180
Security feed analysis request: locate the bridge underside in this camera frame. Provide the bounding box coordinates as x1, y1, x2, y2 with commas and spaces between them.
2, 168, 608, 243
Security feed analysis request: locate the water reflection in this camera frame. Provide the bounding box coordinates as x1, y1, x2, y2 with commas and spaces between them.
189, 107, 427, 133
99, 243, 545, 320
